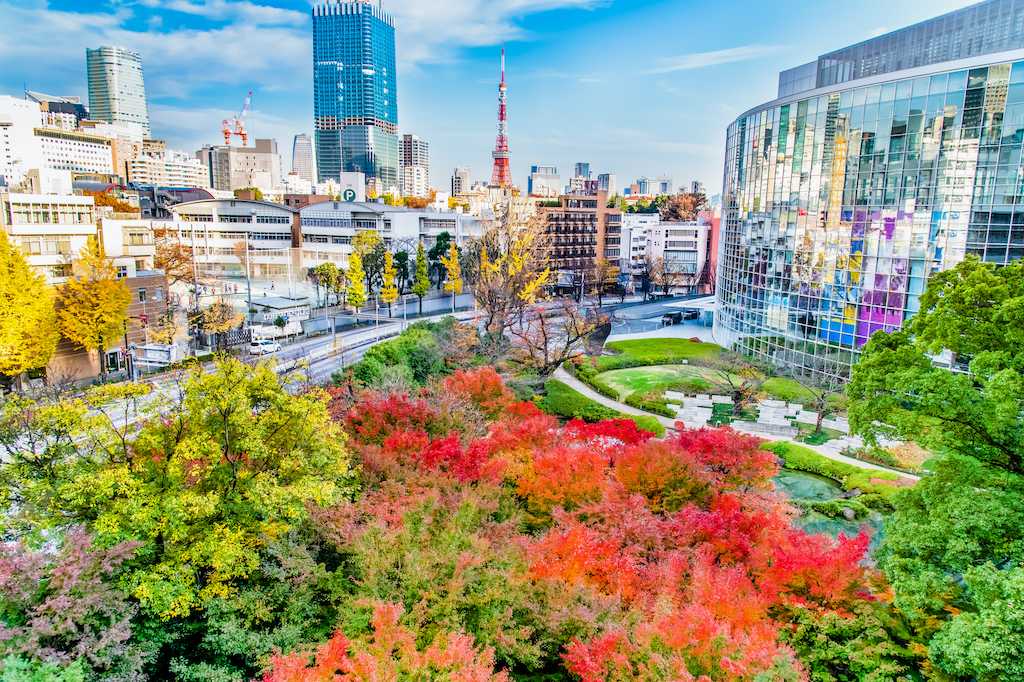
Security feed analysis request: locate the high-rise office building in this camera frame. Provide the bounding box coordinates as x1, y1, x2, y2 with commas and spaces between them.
574, 162, 590, 179
452, 166, 470, 194
399, 133, 429, 195
312, 0, 398, 189
597, 173, 616, 196
86, 46, 150, 138
292, 134, 317, 183
718, 0, 1024, 374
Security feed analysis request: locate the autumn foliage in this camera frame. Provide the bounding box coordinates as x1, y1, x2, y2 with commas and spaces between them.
297, 368, 897, 682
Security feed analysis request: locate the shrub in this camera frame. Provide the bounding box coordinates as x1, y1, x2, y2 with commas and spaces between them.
805, 499, 870, 519
631, 415, 665, 437
544, 379, 592, 417
624, 391, 674, 417
573, 402, 620, 424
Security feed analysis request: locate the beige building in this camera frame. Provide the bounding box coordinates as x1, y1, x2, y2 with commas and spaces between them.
128, 149, 210, 188
537, 189, 621, 274
1, 191, 97, 282
196, 139, 282, 193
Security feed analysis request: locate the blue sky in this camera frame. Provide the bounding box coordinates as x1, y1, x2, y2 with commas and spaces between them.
1, 0, 971, 194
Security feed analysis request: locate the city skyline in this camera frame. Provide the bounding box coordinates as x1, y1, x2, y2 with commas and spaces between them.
0, 0, 972, 192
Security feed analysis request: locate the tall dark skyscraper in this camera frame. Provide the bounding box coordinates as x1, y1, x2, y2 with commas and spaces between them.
312, 0, 398, 188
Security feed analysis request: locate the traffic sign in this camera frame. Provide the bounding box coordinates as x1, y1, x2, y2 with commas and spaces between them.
139, 314, 148, 325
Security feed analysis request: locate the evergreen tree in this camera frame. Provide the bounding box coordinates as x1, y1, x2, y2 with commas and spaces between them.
411, 242, 430, 315
56, 237, 130, 379
0, 237, 60, 388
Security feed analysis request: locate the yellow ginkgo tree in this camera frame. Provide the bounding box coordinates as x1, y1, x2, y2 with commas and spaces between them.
57, 237, 131, 380
0, 237, 60, 389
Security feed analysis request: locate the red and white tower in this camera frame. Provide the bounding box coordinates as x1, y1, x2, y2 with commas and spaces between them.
490, 45, 512, 187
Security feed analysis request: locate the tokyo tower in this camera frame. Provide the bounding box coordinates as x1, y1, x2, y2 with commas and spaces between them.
490, 45, 512, 186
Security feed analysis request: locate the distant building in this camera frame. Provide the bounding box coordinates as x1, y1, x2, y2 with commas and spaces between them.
527, 165, 559, 197
690, 180, 705, 195
128, 149, 210, 188
401, 165, 428, 198
196, 139, 282, 193
574, 162, 590, 179
597, 173, 616, 197
399, 134, 429, 196
35, 128, 114, 176
291, 134, 316, 183
312, 1, 398, 189
86, 46, 151, 138
25, 91, 89, 128
451, 166, 470, 195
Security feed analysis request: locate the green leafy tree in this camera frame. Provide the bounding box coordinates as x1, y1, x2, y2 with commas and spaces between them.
429, 232, 452, 289
394, 250, 410, 295
848, 256, 1024, 474
346, 253, 367, 312
233, 187, 263, 201
56, 237, 131, 380
0, 238, 60, 388
311, 262, 342, 307
877, 457, 1024, 679
0, 359, 354, 619
411, 242, 430, 315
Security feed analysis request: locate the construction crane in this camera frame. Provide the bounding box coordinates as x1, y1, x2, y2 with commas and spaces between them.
221, 91, 252, 146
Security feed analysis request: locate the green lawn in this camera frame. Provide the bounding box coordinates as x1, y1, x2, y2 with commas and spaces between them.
596, 363, 817, 406
540, 379, 665, 437
599, 365, 712, 398
597, 338, 723, 369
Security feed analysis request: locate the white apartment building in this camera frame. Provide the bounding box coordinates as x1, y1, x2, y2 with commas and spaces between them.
401, 165, 428, 198
98, 217, 160, 278
36, 128, 114, 176
128, 149, 210, 188
1, 191, 97, 282
164, 198, 481, 286
0, 96, 46, 186
645, 220, 711, 295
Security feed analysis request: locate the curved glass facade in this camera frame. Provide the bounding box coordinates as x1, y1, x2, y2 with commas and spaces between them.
716, 53, 1024, 373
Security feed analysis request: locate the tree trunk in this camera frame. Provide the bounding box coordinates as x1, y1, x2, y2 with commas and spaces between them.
99, 344, 107, 381
418, 296, 423, 315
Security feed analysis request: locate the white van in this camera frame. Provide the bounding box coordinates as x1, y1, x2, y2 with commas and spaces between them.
250, 339, 281, 355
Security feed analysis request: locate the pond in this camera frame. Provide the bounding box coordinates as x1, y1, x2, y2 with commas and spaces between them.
773, 468, 887, 557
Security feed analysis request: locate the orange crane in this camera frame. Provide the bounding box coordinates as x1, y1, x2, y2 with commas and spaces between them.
221, 91, 252, 146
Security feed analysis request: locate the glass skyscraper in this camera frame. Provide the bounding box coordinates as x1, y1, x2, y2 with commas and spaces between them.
312, 0, 398, 189
717, 0, 1024, 374
86, 46, 151, 138
291, 134, 317, 183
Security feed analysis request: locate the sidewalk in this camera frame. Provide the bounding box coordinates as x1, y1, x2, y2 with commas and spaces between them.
552, 366, 920, 481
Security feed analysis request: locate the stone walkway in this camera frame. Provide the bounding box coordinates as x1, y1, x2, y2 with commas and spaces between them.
551, 366, 920, 481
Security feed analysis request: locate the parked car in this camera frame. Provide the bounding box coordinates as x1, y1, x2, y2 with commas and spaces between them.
683, 309, 700, 320
661, 311, 683, 325
250, 339, 281, 355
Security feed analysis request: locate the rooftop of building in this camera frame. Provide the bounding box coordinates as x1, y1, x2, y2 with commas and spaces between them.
777, 0, 1024, 98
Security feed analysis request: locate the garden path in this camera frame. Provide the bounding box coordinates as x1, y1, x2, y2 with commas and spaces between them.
552, 366, 920, 481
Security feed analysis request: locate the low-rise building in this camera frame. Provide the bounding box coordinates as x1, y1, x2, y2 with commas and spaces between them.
537, 189, 620, 275
0, 191, 97, 282
196, 139, 282, 193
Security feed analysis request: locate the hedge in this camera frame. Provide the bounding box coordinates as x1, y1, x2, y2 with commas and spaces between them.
624, 392, 675, 417
541, 379, 666, 437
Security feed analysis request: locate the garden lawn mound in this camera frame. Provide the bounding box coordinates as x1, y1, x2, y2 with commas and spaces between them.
597, 338, 723, 369
599, 364, 713, 398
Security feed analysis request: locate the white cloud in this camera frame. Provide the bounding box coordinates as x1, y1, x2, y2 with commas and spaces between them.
646, 45, 787, 74
0, 2, 310, 99
382, 0, 610, 67
135, 0, 307, 27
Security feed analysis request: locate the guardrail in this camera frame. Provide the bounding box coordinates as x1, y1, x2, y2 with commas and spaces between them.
269, 326, 402, 375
